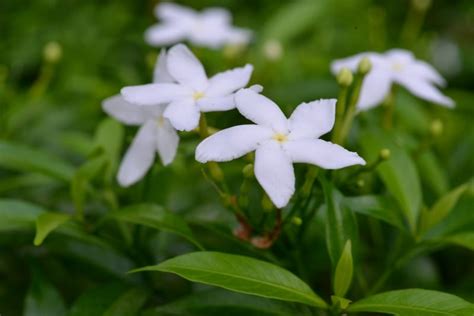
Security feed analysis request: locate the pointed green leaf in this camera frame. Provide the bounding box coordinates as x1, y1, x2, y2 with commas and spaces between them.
108, 204, 203, 249
34, 212, 71, 246
416, 151, 449, 196
360, 129, 422, 232
0, 199, 43, 231
333, 240, 353, 297
132, 251, 327, 308
348, 289, 474, 315
0, 141, 74, 182
444, 232, 474, 251
24, 268, 66, 316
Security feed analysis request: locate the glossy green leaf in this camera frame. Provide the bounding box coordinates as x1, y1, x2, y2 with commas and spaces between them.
333, 240, 353, 297
132, 251, 327, 308
0, 141, 74, 182
416, 151, 449, 196
108, 204, 203, 249
23, 268, 66, 316
444, 232, 474, 251
344, 195, 406, 231
145, 289, 311, 316
360, 129, 422, 232
34, 212, 71, 246
421, 182, 471, 234
103, 287, 149, 316
321, 178, 359, 265
0, 199, 43, 231
348, 289, 474, 315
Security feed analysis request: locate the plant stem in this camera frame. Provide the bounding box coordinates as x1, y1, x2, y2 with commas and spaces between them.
336, 74, 364, 145
382, 86, 396, 130
331, 86, 349, 144
400, 0, 431, 49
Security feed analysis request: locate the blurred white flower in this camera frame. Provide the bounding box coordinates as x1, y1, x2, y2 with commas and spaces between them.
263, 39, 283, 61
331, 49, 454, 111
196, 88, 366, 208
145, 3, 252, 49
121, 44, 255, 131
102, 50, 179, 187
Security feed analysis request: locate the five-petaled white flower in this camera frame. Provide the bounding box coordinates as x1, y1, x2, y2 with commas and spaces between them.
121, 44, 255, 132
102, 50, 179, 187
331, 49, 455, 111
195, 88, 366, 208
145, 3, 252, 49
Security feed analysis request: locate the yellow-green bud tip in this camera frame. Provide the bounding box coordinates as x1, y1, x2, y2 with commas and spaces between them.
262, 195, 274, 212
242, 164, 254, 178
43, 41, 62, 63
336, 68, 353, 87
292, 216, 303, 226
357, 57, 372, 75
379, 148, 391, 160
430, 119, 443, 137
356, 178, 365, 188
412, 0, 432, 11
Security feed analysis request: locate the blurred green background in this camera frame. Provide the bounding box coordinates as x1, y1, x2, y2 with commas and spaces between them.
1, 0, 473, 315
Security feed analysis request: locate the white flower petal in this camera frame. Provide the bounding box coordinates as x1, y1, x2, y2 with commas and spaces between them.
409, 60, 446, 87
224, 27, 252, 45
167, 44, 208, 91
102, 95, 146, 125
163, 98, 200, 131
206, 64, 253, 97
331, 52, 384, 74
254, 142, 295, 208
153, 49, 174, 83
235, 88, 288, 132
288, 99, 336, 139
396, 76, 455, 108
283, 139, 366, 169
201, 8, 231, 25
196, 125, 272, 162
385, 49, 415, 63
121, 83, 190, 106
197, 95, 235, 112
357, 69, 392, 111
117, 120, 157, 187
155, 3, 196, 23
144, 24, 187, 47
249, 84, 263, 93
156, 118, 179, 165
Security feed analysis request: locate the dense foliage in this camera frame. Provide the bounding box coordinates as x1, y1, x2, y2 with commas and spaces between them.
1, 0, 473, 315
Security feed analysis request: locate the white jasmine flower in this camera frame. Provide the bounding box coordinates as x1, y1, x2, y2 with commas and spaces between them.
121, 44, 255, 132
145, 3, 252, 49
331, 49, 455, 111
195, 89, 366, 208
102, 50, 179, 187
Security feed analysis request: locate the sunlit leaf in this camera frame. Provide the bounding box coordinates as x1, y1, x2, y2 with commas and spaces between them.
34, 212, 71, 246
443, 232, 474, 251
333, 240, 353, 297
132, 251, 327, 308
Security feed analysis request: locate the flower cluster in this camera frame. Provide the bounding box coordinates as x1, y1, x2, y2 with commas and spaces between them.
331, 49, 454, 111
145, 3, 252, 49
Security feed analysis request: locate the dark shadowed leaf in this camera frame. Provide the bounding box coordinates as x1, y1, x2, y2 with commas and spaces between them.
23, 268, 66, 316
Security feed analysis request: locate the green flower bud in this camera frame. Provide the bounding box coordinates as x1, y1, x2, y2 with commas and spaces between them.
292, 216, 303, 226
242, 164, 254, 178
43, 41, 62, 63
430, 119, 443, 137
357, 57, 372, 75
209, 162, 224, 183
336, 68, 353, 87
379, 148, 391, 160
262, 194, 274, 212
356, 178, 365, 188
412, 0, 432, 11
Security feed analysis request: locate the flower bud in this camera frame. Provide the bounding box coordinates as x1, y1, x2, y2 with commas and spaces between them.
379, 148, 391, 160
209, 162, 224, 183
430, 119, 443, 137
356, 178, 365, 188
336, 68, 353, 87
263, 39, 283, 61
43, 41, 62, 63
292, 216, 303, 226
357, 57, 372, 75
412, 0, 432, 11
262, 194, 274, 212
242, 164, 254, 178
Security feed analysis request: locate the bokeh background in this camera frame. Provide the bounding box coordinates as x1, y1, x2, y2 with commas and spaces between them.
1, 0, 473, 315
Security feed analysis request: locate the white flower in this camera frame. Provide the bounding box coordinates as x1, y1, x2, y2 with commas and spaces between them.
195, 89, 366, 208
121, 44, 255, 132
331, 49, 455, 111
145, 3, 252, 49
102, 50, 179, 187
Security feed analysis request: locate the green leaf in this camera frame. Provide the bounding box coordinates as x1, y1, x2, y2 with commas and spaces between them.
34, 212, 71, 246
443, 232, 474, 251
416, 151, 449, 196
0, 141, 74, 182
132, 251, 327, 308
0, 199, 44, 231
421, 182, 471, 234
145, 289, 312, 316
93, 118, 124, 180
344, 195, 406, 231
69, 284, 146, 316
333, 240, 353, 297
321, 178, 359, 265
108, 204, 203, 249
348, 289, 474, 315
23, 268, 66, 316
360, 129, 422, 232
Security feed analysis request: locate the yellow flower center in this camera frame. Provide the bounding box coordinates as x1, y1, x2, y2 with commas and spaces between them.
156, 116, 165, 126
193, 91, 205, 100
272, 133, 288, 143
392, 62, 404, 72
